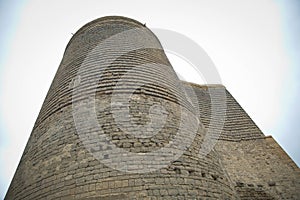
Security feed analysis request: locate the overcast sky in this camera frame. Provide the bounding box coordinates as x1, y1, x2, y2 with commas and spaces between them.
0, 0, 299, 198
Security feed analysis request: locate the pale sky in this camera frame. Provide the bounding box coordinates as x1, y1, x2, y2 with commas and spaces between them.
0, 0, 299, 198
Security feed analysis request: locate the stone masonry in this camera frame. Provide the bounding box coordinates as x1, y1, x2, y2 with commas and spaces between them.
5, 16, 300, 199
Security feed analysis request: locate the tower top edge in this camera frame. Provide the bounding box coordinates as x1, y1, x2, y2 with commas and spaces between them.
65, 16, 147, 51
181, 80, 225, 89
77, 16, 145, 32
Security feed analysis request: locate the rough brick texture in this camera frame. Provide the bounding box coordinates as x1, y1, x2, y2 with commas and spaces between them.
5, 16, 299, 199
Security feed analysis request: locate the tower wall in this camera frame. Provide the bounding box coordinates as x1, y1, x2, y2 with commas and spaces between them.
5, 16, 237, 199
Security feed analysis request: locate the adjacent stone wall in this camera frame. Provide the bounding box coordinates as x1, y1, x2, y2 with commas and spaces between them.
186, 83, 264, 141
187, 83, 300, 199
216, 137, 300, 199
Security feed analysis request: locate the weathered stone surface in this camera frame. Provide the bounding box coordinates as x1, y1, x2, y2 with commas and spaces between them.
5, 16, 299, 200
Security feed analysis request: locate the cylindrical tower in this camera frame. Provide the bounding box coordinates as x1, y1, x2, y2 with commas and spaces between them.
6, 16, 237, 199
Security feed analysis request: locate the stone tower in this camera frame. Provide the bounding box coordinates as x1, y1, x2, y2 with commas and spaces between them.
5, 16, 299, 199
